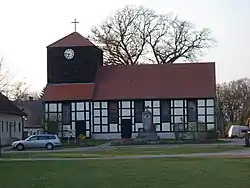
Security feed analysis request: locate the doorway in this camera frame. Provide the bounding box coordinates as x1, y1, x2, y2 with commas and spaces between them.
75, 120, 86, 138
121, 119, 132, 139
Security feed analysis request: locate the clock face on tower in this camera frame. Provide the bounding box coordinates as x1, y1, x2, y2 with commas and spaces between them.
64, 49, 74, 60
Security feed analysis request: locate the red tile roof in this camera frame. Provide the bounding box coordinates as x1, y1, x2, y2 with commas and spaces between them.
0, 93, 27, 116
42, 83, 95, 101
47, 32, 94, 48
42, 63, 216, 102
92, 63, 216, 100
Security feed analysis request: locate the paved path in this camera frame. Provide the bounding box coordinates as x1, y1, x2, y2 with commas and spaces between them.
1, 148, 250, 161
1, 139, 245, 154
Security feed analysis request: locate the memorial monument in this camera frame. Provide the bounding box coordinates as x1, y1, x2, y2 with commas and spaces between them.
136, 106, 159, 140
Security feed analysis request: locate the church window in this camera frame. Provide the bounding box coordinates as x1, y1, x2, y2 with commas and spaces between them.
134, 101, 144, 123
108, 101, 118, 124
160, 100, 171, 123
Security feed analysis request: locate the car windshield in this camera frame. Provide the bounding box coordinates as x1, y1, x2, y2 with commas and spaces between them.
25, 136, 36, 141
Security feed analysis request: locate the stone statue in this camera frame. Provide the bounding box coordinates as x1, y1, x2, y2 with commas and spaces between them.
142, 109, 152, 132
136, 106, 159, 140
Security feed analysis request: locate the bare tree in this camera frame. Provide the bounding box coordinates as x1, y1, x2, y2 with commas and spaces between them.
148, 16, 215, 64
8, 81, 40, 101
0, 58, 10, 94
216, 78, 250, 125
90, 5, 158, 65
90, 5, 215, 65
39, 86, 46, 99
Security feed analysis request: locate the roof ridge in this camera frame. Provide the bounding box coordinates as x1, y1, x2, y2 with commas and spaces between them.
47, 32, 94, 48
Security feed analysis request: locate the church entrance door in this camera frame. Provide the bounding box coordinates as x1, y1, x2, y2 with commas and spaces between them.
121, 119, 132, 139
75, 120, 86, 138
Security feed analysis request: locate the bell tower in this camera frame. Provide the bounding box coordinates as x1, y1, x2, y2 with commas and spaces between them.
46, 23, 103, 84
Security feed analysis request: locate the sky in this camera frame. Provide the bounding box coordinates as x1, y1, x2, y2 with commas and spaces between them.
0, 0, 249, 92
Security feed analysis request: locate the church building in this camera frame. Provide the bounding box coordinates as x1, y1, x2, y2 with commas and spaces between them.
42, 31, 216, 140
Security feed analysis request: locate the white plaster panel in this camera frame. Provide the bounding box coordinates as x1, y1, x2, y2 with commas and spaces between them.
174, 100, 183, 107
118, 125, 121, 132
85, 112, 90, 120
122, 101, 130, 108
207, 124, 215, 130
153, 101, 160, 107
102, 110, 108, 116
94, 110, 100, 117
118, 102, 121, 108
207, 115, 214, 123
153, 116, 160, 123
86, 131, 90, 137
171, 100, 173, 107
207, 107, 214, 115
184, 116, 188, 123
198, 116, 206, 123
171, 108, 174, 116
162, 123, 170, 131
45, 103, 48, 112
198, 107, 206, 115
94, 117, 100, 124
153, 108, 160, 116
156, 124, 161, 132
135, 123, 143, 132
58, 103, 62, 112
122, 109, 130, 116
174, 116, 184, 123
171, 116, 174, 123
207, 99, 214, 107
132, 117, 134, 124
131, 101, 134, 108
76, 112, 84, 120
102, 126, 108, 132
76, 102, 85, 111
94, 125, 100, 132
86, 121, 90, 129
71, 112, 75, 121
63, 125, 71, 131
110, 124, 118, 132
71, 122, 75, 130
184, 100, 187, 107
94, 102, 100, 108
101, 102, 107, 108
102, 117, 108, 124
85, 102, 89, 110
131, 109, 134, 116
145, 101, 152, 107
198, 100, 205, 106
49, 103, 57, 112
174, 108, 183, 115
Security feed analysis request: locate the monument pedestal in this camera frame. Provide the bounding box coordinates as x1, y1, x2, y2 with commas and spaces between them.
135, 107, 160, 141
136, 131, 159, 141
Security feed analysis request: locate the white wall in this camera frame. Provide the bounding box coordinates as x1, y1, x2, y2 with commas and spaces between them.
0, 113, 23, 145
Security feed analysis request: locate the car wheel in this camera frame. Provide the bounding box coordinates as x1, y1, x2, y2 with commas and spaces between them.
46, 143, 54, 150
16, 144, 24, 151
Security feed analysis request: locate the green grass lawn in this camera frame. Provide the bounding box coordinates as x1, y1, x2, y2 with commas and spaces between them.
1, 145, 244, 158
0, 158, 249, 188
61, 139, 109, 148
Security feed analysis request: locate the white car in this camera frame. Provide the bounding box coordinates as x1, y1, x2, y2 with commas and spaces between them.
12, 134, 62, 150
228, 125, 249, 138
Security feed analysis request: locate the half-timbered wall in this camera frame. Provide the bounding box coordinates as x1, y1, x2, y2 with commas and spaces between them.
92, 99, 215, 139
44, 101, 91, 138
45, 98, 215, 139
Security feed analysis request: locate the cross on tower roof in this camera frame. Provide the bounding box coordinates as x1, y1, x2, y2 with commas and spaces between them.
71, 18, 79, 32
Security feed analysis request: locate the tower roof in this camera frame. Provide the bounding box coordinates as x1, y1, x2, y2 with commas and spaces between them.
47, 32, 94, 48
